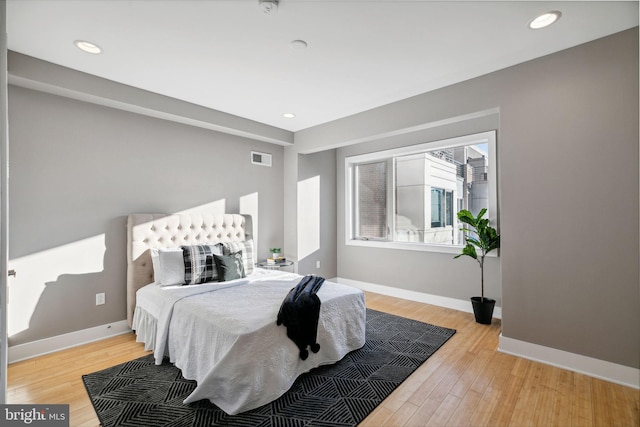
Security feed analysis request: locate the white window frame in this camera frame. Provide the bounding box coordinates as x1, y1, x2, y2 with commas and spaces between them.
345, 130, 498, 255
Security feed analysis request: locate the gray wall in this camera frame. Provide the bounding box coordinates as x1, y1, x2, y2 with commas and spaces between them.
7, 83, 284, 346
296, 28, 639, 368
498, 28, 638, 368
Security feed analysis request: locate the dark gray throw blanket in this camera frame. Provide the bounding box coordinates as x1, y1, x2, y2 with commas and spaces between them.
276, 275, 325, 360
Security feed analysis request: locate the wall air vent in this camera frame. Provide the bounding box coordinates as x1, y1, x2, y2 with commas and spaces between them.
251, 151, 272, 167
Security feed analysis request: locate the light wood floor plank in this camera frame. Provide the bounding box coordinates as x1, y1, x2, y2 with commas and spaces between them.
7, 291, 638, 427
442, 389, 482, 427
573, 372, 594, 427
360, 405, 394, 427
473, 386, 502, 427
384, 401, 420, 427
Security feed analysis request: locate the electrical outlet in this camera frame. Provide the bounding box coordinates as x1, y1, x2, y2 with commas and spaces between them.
96, 293, 105, 305
316, 261, 321, 269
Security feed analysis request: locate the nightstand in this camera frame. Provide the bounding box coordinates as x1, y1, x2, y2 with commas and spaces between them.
257, 260, 295, 272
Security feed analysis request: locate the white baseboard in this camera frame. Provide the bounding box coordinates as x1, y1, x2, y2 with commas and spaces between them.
499, 334, 639, 389
335, 277, 639, 389
8, 320, 131, 364
334, 277, 502, 319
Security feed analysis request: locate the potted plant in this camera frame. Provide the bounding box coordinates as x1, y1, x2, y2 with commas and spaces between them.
269, 247, 282, 259
454, 208, 500, 324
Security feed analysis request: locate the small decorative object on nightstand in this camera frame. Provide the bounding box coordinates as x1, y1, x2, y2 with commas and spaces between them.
258, 258, 294, 272
269, 247, 281, 259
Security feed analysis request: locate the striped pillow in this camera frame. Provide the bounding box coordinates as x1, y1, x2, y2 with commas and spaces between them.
222, 239, 255, 275
181, 244, 223, 285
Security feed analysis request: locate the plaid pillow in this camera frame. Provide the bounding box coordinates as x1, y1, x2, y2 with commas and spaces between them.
181, 244, 223, 285
222, 239, 255, 275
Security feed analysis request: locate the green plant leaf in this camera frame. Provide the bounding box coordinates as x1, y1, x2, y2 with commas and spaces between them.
464, 236, 482, 248
454, 243, 478, 260
486, 235, 500, 252
454, 209, 500, 259
456, 209, 477, 227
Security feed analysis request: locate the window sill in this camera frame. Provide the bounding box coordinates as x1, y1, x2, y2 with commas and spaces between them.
346, 238, 498, 257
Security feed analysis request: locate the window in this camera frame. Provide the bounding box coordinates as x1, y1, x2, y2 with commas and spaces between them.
430, 188, 453, 228
355, 161, 388, 239
345, 131, 497, 254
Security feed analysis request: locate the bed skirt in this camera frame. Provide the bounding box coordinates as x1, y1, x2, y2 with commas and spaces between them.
132, 306, 157, 353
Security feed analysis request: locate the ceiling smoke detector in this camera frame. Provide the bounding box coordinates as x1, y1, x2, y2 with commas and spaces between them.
259, 0, 278, 14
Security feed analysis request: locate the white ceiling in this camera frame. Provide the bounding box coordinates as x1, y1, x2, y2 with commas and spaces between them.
6, 1, 639, 132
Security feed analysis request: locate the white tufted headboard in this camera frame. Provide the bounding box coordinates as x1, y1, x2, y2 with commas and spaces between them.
126, 213, 253, 327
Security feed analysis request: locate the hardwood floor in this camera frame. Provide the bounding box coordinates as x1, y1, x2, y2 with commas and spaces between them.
7, 291, 639, 426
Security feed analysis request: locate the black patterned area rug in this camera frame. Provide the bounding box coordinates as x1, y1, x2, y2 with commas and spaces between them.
82, 309, 455, 427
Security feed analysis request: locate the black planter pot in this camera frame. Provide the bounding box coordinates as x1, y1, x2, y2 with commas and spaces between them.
470, 297, 496, 324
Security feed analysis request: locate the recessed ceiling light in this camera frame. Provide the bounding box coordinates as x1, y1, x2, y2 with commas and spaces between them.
283, 113, 296, 118
74, 40, 102, 54
290, 40, 308, 50
529, 11, 562, 30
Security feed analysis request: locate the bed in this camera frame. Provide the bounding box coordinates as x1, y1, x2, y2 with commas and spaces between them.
127, 213, 366, 415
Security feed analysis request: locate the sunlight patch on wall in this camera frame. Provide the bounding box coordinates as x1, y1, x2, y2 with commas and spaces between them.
7, 234, 105, 336
297, 176, 320, 261
177, 199, 226, 216
240, 192, 259, 254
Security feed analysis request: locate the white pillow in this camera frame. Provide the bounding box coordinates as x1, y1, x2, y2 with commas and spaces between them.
150, 248, 161, 283
152, 248, 185, 286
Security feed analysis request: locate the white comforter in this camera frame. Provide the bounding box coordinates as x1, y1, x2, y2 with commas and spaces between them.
132, 268, 366, 415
